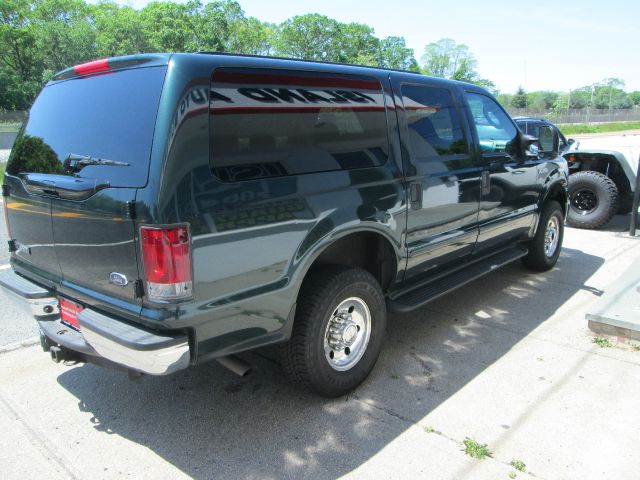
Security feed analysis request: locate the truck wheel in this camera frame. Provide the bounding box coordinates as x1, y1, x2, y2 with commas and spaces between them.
280, 266, 386, 397
522, 200, 564, 271
567, 171, 619, 229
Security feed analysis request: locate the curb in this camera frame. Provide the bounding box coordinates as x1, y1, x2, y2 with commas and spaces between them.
0, 337, 39, 354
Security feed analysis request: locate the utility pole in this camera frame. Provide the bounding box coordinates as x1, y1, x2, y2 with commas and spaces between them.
587, 84, 595, 125
608, 83, 613, 121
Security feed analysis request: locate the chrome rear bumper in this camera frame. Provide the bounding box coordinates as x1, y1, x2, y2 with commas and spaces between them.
0, 268, 190, 375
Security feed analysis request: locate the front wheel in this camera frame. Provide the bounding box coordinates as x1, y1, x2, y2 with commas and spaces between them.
522, 200, 564, 271
280, 266, 386, 397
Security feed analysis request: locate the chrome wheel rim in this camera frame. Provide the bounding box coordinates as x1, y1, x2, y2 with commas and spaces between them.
324, 297, 371, 371
544, 216, 560, 257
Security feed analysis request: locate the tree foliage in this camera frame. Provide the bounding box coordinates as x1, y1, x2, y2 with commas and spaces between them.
420, 37, 496, 93
0, 1, 424, 110
0, 1, 635, 113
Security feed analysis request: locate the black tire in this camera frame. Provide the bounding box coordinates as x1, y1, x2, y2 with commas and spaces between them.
567, 171, 619, 229
522, 200, 564, 271
279, 266, 386, 397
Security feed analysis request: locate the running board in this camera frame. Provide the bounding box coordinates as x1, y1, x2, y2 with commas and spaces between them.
387, 246, 528, 313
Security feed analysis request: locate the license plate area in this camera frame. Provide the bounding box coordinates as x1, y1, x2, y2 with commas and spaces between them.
59, 297, 84, 331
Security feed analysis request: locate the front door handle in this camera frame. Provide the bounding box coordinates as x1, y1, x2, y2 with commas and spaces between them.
481, 171, 491, 196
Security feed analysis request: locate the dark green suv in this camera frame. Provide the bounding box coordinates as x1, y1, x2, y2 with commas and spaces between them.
0, 53, 568, 396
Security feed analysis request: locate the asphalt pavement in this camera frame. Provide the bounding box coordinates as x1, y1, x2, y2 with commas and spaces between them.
1, 213, 639, 479
0, 202, 41, 349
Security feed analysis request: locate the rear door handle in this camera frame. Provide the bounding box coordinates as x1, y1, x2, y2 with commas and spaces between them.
22, 174, 57, 197
481, 171, 491, 196
22, 174, 109, 200
53, 176, 109, 201
409, 182, 422, 210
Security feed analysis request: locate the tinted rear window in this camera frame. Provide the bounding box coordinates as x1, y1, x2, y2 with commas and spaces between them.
209, 68, 389, 182
8, 66, 166, 187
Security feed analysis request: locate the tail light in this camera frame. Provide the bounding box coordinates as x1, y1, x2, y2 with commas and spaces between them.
73, 59, 111, 76
140, 226, 193, 302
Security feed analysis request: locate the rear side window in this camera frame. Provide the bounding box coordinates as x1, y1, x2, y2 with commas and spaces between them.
7, 66, 166, 188
209, 68, 389, 182
401, 84, 467, 160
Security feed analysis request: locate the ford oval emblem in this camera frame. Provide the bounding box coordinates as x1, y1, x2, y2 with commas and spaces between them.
109, 272, 128, 286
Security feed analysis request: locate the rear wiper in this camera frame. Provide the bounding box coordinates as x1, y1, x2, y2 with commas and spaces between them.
63, 153, 130, 173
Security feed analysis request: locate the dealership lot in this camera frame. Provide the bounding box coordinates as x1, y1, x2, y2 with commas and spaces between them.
0, 214, 639, 479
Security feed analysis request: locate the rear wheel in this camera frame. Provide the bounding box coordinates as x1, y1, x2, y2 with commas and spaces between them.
280, 266, 386, 397
522, 200, 564, 271
567, 171, 619, 229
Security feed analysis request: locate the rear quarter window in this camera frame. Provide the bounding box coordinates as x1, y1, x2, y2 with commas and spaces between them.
209, 68, 389, 182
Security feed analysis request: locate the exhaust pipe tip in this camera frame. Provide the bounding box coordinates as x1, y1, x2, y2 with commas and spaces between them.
216, 355, 252, 377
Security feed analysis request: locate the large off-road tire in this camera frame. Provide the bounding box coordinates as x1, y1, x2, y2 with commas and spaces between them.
280, 266, 386, 397
522, 200, 564, 271
567, 171, 619, 229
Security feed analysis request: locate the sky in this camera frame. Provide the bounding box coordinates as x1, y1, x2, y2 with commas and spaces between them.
88, 0, 640, 94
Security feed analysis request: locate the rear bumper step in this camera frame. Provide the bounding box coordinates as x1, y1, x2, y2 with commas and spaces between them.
0, 269, 59, 319
0, 268, 189, 375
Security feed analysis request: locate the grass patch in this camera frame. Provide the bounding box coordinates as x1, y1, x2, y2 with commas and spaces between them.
424, 425, 435, 433
559, 121, 640, 136
463, 437, 492, 460
592, 337, 613, 348
0, 163, 5, 182
631, 343, 640, 351
0, 122, 22, 133
509, 472, 517, 479
510, 459, 526, 472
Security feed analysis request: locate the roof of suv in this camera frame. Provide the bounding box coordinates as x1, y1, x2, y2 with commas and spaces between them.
52, 51, 488, 93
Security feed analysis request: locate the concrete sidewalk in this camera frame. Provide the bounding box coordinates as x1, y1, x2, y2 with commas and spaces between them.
1, 215, 639, 480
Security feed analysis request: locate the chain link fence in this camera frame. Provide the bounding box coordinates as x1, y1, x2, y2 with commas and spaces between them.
507, 108, 640, 124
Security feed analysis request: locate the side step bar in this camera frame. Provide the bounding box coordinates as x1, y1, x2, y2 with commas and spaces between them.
388, 246, 528, 313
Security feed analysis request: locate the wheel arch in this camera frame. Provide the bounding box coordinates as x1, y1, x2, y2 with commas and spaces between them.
300, 229, 401, 294
566, 150, 634, 194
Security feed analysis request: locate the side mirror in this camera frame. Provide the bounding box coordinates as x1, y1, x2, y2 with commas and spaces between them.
521, 134, 539, 159
567, 138, 576, 146
522, 126, 559, 159
537, 125, 556, 153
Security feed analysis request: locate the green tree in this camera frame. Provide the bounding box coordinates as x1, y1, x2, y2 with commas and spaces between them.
92, 2, 150, 57
377, 36, 418, 71
31, 0, 96, 73
334, 22, 378, 64
140, 0, 202, 52
0, 0, 41, 109
274, 14, 341, 62
511, 86, 527, 108
420, 38, 475, 78
227, 17, 273, 55
593, 78, 631, 109
496, 93, 513, 108
527, 91, 558, 110
421, 38, 496, 92
629, 91, 640, 106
